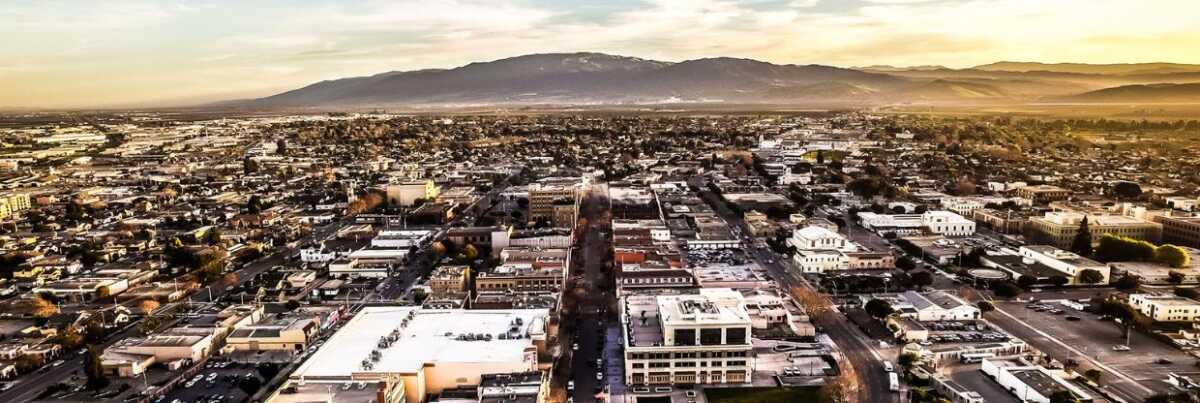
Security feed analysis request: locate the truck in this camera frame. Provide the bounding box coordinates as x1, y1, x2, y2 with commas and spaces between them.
888, 372, 900, 392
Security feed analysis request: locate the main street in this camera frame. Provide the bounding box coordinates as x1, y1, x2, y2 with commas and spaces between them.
570, 186, 616, 403
693, 177, 894, 403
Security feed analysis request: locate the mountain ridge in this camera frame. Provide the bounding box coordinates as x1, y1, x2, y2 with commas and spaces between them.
235, 53, 1200, 108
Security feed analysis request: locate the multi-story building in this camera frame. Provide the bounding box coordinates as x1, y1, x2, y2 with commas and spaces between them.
1129, 293, 1200, 322
0, 193, 30, 220
386, 180, 440, 207
475, 264, 563, 293
527, 183, 577, 226
1025, 212, 1162, 250
786, 226, 855, 252
429, 265, 470, 296
1014, 185, 1071, 204
857, 211, 975, 237
622, 289, 754, 386
1157, 216, 1200, 248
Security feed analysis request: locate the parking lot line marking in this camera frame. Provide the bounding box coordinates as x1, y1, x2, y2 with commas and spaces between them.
993, 307, 1154, 395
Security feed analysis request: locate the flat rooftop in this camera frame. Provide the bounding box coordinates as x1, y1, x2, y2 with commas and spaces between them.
294, 307, 547, 379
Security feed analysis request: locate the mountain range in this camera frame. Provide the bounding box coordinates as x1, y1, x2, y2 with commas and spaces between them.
233, 52, 1200, 108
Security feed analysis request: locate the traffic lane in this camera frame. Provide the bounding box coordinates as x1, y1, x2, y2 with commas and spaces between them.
571, 314, 605, 403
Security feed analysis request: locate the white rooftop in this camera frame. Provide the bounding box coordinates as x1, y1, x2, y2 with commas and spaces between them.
294, 307, 547, 379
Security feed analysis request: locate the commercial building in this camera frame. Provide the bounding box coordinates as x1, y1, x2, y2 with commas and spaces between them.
982, 246, 1110, 285
1025, 212, 1162, 250
1129, 293, 1200, 322
386, 181, 440, 207
0, 193, 30, 220
981, 358, 1092, 403
292, 307, 548, 403
223, 316, 321, 354
621, 289, 754, 386
1014, 185, 1071, 204
857, 211, 975, 237
101, 333, 216, 377
527, 183, 577, 226
899, 291, 980, 322
1158, 216, 1200, 248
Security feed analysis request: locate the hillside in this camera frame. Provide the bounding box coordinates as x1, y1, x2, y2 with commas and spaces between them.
1056, 83, 1200, 103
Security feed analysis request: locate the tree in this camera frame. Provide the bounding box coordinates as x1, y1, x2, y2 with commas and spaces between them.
910, 271, 934, 290
1049, 390, 1079, 403
1079, 269, 1105, 285
139, 299, 160, 315
206, 227, 223, 245
247, 195, 264, 214
993, 282, 1022, 298
977, 301, 995, 314
1175, 287, 1200, 299
1168, 270, 1186, 285
1155, 245, 1191, 268
865, 299, 894, 319
33, 295, 59, 318
462, 244, 479, 261
1017, 274, 1039, 289
1048, 275, 1070, 287
1114, 275, 1140, 291
1112, 181, 1142, 199
84, 344, 109, 390
237, 376, 263, 395
243, 157, 260, 175
412, 289, 429, 304
1084, 369, 1102, 383
1070, 216, 1093, 256
896, 256, 916, 272
898, 352, 919, 368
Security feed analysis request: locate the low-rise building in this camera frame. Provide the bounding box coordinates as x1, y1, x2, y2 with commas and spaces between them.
980, 358, 1092, 403
291, 307, 548, 403
1129, 293, 1200, 322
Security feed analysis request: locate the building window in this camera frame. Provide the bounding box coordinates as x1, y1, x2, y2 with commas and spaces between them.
725, 328, 746, 345
700, 328, 723, 345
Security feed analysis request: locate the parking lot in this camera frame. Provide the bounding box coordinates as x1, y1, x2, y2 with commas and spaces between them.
924, 321, 1010, 345
990, 300, 1195, 402
155, 361, 264, 403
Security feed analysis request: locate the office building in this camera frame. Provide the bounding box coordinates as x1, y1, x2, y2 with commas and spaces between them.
621, 289, 754, 386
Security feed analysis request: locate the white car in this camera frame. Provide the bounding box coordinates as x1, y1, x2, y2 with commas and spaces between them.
595, 372, 603, 381
1112, 345, 1131, 352
567, 380, 574, 390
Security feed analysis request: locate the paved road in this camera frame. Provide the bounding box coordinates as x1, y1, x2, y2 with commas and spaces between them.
570, 188, 615, 403
694, 176, 894, 403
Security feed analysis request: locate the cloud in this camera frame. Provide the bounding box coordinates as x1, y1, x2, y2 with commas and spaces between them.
5, 0, 1200, 108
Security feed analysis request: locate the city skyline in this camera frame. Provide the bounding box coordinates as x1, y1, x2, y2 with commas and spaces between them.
4, 0, 1200, 109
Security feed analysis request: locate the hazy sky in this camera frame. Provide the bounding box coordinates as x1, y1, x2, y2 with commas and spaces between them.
3, 0, 1200, 109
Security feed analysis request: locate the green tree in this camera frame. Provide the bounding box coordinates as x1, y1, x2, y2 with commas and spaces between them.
898, 352, 919, 368
1078, 269, 1105, 285
1084, 369, 1102, 384
1155, 245, 1191, 268
865, 299, 894, 319
1114, 275, 1140, 291
1167, 270, 1186, 285
910, 271, 934, 290
993, 282, 1022, 298
247, 195, 264, 214
243, 157, 260, 174
977, 301, 995, 313
1048, 275, 1070, 287
1070, 216, 1093, 256
1017, 274, 1038, 289
1049, 390, 1079, 403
